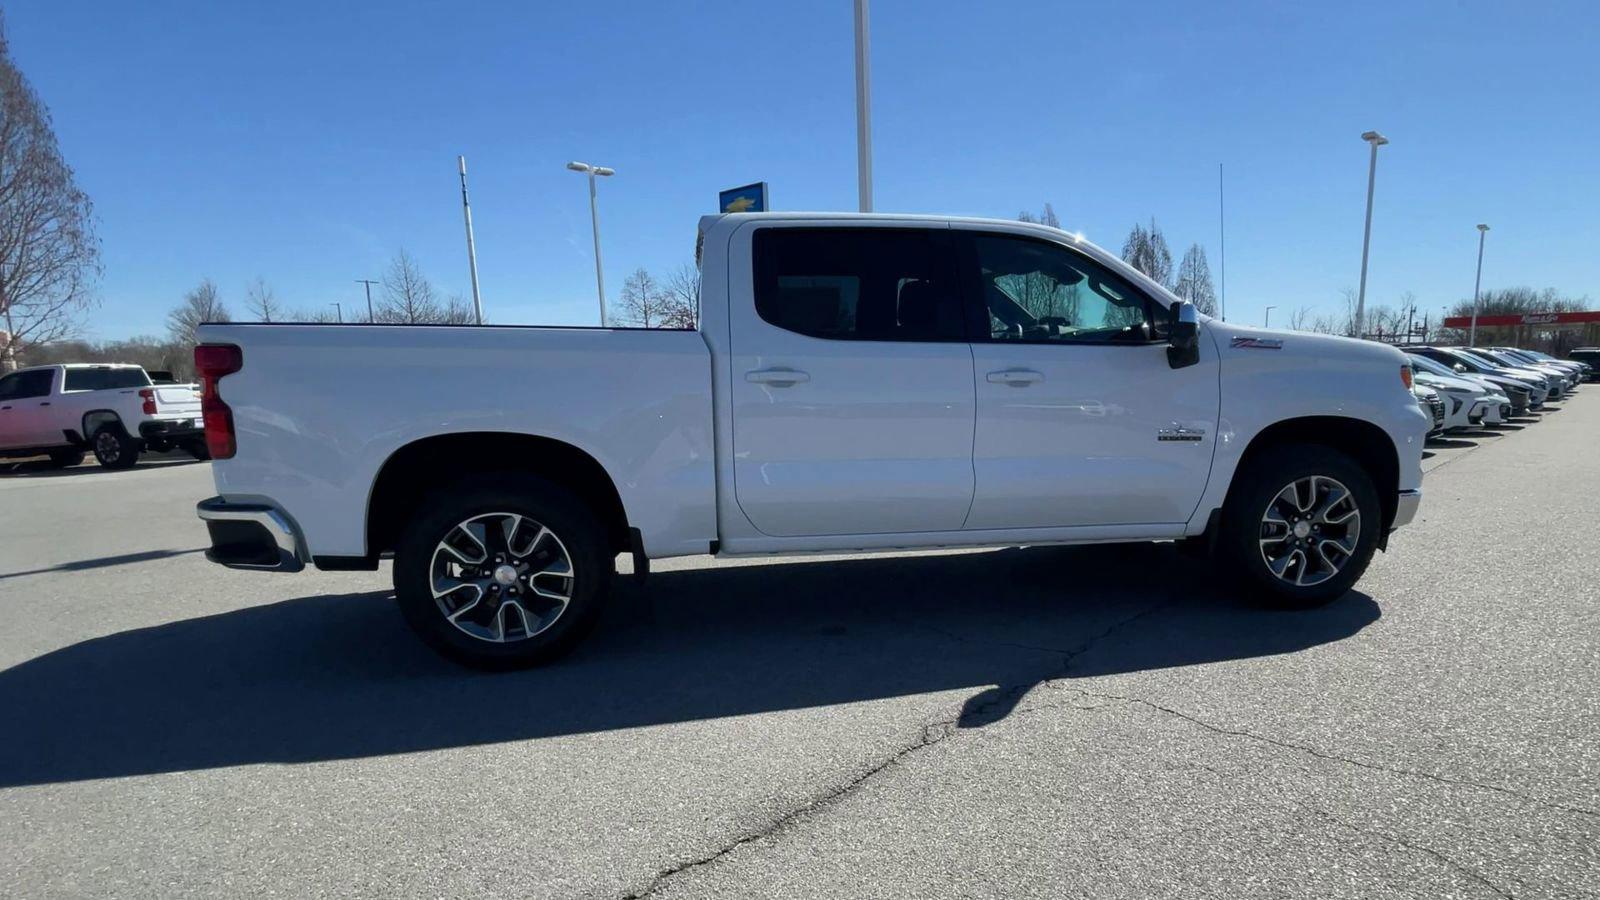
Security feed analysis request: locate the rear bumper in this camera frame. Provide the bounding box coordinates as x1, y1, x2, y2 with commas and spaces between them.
196, 496, 306, 572
1392, 489, 1422, 530
140, 418, 203, 441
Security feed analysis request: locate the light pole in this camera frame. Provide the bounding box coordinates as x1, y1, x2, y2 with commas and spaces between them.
458, 156, 484, 325
1264, 305, 1277, 328
1354, 130, 1389, 339
567, 161, 615, 326
1469, 223, 1490, 346
355, 279, 377, 322
330, 302, 343, 324
853, 0, 873, 212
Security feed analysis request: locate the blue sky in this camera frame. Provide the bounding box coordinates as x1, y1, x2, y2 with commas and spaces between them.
9, 0, 1599, 338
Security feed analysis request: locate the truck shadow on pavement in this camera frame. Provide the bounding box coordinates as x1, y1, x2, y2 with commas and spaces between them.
0, 455, 201, 478
0, 543, 1379, 787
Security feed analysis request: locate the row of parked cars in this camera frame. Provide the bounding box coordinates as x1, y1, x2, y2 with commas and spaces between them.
1406, 345, 1593, 436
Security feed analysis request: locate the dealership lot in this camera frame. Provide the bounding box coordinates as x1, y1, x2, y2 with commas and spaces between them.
2, 398, 1596, 899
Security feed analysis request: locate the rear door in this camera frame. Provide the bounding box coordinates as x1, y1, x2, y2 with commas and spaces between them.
725, 222, 975, 537
957, 228, 1220, 529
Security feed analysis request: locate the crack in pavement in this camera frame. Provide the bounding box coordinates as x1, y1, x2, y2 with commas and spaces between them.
616, 588, 1587, 899
1308, 808, 1515, 899
920, 606, 1598, 821
1062, 686, 1599, 821
616, 604, 1168, 899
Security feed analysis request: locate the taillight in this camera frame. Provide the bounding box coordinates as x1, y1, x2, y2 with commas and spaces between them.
139, 388, 157, 415
1400, 365, 1413, 390
195, 344, 243, 459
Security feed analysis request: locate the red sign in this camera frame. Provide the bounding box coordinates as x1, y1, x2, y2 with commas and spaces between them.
1442, 310, 1600, 328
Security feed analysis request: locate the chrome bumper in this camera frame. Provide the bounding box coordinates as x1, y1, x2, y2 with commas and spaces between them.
196, 496, 307, 572
1391, 489, 1422, 530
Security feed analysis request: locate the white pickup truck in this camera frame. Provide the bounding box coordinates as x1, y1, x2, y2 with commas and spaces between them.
0, 363, 206, 469
195, 213, 1428, 668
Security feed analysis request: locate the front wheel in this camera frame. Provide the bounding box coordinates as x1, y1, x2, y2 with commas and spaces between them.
91, 424, 142, 469
1218, 445, 1381, 608
393, 474, 612, 670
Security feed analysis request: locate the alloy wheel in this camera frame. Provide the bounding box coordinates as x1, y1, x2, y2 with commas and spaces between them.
429, 512, 575, 643
1257, 475, 1361, 587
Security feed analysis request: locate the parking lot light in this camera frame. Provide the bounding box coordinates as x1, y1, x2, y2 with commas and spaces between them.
567, 161, 615, 327
1470, 224, 1490, 345
1355, 130, 1389, 338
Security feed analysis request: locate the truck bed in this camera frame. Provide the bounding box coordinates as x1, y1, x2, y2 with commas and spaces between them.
198, 323, 716, 560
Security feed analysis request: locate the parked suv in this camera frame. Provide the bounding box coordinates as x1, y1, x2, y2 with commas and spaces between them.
1568, 348, 1600, 381
0, 364, 205, 469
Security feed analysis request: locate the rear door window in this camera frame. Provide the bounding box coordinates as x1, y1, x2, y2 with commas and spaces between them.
752, 228, 964, 342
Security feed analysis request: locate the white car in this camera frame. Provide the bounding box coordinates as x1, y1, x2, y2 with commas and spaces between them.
1408, 366, 1507, 428
0, 364, 205, 469
1407, 352, 1524, 418
194, 212, 1429, 668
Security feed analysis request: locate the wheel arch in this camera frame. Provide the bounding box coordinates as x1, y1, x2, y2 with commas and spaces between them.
1226, 416, 1401, 535
365, 432, 631, 563
81, 409, 125, 437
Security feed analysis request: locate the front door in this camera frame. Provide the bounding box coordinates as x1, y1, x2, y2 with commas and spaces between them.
957, 229, 1220, 530
727, 223, 975, 537
0, 369, 59, 448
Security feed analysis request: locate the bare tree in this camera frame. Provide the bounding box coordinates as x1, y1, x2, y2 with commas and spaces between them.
167, 279, 230, 347
245, 276, 281, 323
661, 264, 700, 328
375, 249, 455, 324
1172, 244, 1217, 316
1120, 219, 1173, 288
440, 294, 478, 325
1287, 306, 1315, 331
289, 305, 341, 324
0, 14, 101, 370
616, 267, 671, 327
1017, 203, 1061, 229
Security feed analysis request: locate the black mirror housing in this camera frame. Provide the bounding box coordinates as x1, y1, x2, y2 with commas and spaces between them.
1167, 301, 1200, 369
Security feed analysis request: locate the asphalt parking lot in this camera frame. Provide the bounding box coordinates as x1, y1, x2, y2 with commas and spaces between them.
2, 397, 1596, 899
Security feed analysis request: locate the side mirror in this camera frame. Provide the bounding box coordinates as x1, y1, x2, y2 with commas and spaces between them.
1167, 301, 1199, 369
1452, 363, 1468, 374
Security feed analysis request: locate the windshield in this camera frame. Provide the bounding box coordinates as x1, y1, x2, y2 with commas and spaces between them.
1458, 348, 1511, 369
1409, 354, 1462, 378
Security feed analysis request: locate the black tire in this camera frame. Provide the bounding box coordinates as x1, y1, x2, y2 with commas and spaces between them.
46, 449, 86, 468
183, 440, 212, 461
1217, 444, 1381, 608
393, 473, 613, 670
91, 423, 142, 469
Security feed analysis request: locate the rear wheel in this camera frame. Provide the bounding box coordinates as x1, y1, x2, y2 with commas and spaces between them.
91, 424, 142, 469
1218, 444, 1381, 608
393, 474, 612, 670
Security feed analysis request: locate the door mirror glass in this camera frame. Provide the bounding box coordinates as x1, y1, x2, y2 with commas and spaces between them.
1452, 363, 1468, 373
1167, 302, 1199, 369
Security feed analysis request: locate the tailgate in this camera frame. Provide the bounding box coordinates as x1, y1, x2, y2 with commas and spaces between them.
153, 384, 202, 416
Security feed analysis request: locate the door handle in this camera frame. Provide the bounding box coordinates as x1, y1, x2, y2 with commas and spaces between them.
746, 368, 810, 387
38, 402, 50, 406
986, 369, 1044, 386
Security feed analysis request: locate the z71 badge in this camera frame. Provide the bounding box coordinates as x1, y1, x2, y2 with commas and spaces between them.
1231, 336, 1284, 350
